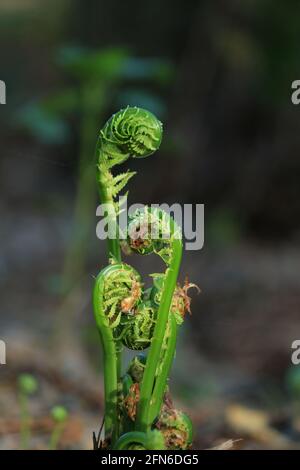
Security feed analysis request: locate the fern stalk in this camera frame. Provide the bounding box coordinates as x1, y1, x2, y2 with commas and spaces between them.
92, 107, 193, 450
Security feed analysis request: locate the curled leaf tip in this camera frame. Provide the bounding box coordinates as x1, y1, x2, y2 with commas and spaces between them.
99, 106, 163, 165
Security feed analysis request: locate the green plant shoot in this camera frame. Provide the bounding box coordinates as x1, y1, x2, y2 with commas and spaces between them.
18, 374, 38, 450
93, 106, 194, 450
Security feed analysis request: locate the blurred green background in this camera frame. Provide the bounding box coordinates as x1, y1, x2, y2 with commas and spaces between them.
1, 0, 300, 449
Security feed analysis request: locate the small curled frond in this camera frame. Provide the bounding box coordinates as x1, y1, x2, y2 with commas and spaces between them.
98, 107, 163, 169
98, 263, 142, 330
97, 108, 163, 217
96, 262, 157, 349
120, 354, 193, 450
125, 206, 182, 265
156, 405, 193, 450
119, 301, 156, 351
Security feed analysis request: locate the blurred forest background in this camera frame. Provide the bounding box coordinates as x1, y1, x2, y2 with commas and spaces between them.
1, 0, 300, 449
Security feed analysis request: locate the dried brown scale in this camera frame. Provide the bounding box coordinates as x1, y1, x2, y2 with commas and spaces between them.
124, 383, 140, 421
120, 280, 142, 313
172, 276, 201, 319
162, 391, 174, 411
156, 404, 177, 429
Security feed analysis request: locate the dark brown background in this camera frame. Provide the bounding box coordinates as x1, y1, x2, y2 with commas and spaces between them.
1, 0, 300, 449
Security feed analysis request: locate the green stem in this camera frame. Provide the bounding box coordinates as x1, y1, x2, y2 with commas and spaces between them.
114, 431, 165, 450
114, 432, 148, 450
49, 422, 65, 450
94, 108, 166, 446
148, 315, 178, 424
97, 151, 123, 442
136, 236, 182, 432
93, 266, 119, 441
19, 393, 30, 449
97, 170, 121, 261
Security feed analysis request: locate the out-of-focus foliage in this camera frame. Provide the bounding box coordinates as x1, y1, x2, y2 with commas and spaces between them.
16, 47, 173, 144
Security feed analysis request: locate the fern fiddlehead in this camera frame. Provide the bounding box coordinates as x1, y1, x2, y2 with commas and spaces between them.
93, 107, 194, 449
94, 107, 162, 444
96, 107, 162, 261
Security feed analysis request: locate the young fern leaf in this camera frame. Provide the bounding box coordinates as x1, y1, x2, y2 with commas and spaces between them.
93, 107, 194, 450
99, 107, 162, 162
96, 107, 163, 264
111, 171, 136, 197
